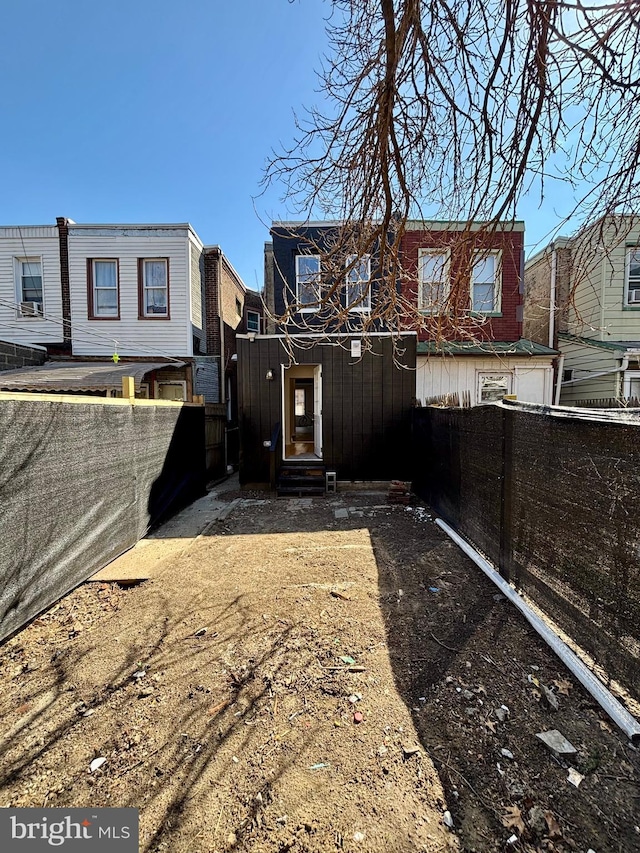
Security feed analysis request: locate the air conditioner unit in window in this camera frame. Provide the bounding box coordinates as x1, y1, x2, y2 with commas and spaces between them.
20, 301, 43, 317
629, 289, 640, 304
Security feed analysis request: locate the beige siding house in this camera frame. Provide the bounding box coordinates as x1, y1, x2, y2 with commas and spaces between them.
524, 215, 640, 404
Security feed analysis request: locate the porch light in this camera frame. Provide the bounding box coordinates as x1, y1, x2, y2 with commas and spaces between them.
266, 368, 274, 380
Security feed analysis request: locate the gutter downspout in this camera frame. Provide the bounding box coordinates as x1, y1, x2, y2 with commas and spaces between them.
554, 353, 565, 405
435, 517, 640, 744
561, 355, 629, 387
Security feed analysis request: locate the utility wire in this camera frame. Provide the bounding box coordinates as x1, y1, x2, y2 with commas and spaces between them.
9, 225, 188, 363
0, 294, 186, 363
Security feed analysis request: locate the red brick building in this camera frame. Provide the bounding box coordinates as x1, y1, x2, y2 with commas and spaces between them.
400, 221, 556, 405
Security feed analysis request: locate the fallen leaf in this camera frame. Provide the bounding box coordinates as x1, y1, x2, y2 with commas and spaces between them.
485, 720, 497, 734
544, 811, 562, 839
502, 805, 525, 834
553, 679, 572, 696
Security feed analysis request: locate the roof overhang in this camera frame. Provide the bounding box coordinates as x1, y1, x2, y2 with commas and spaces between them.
0, 361, 184, 393
417, 339, 558, 357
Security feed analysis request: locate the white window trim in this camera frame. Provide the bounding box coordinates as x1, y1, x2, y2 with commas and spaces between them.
246, 309, 261, 333
154, 380, 187, 401
476, 370, 512, 404
295, 254, 321, 313
418, 248, 450, 314
14, 256, 44, 318
142, 258, 169, 317
471, 250, 502, 314
345, 254, 371, 312
625, 248, 640, 306
622, 369, 640, 397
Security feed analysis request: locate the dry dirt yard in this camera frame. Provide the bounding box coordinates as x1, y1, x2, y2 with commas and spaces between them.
1, 484, 639, 853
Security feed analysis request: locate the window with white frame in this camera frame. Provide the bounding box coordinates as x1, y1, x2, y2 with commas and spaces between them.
294, 388, 306, 416
247, 310, 260, 333
622, 369, 640, 399
295, 255, 321, 310
15, 257, 43, 317
345, 255, 371, 311
477, 372, 511, 403
89, 259, 119, 318
418, 249, 448, 312
472, 251, 501, 313
625, 248, 640, 305
139, 258, 169, 317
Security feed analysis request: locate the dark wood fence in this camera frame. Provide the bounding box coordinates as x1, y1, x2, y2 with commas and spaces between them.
412, 400, 640, 701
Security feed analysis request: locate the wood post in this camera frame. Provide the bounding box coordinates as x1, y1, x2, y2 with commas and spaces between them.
122, 376, 135, 401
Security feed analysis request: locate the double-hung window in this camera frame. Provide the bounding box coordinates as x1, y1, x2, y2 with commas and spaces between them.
88, 259, 119, 318
16, 257, 43, 317
246, 310, 260, 333
625, 248, 640, 305
472, 251, 501, 313
295, 255, 321, 310
345, 255, 371, 311
418, 249, 448, 313
139, 258, 169, 318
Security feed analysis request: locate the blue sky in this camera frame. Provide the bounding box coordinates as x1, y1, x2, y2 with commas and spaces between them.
1, 0, 577, 290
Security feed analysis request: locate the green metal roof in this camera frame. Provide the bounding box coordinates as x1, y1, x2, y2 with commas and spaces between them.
416, 338, 557, 356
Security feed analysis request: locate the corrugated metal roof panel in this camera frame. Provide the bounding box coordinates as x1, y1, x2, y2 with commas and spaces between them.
0, 361, 184, 392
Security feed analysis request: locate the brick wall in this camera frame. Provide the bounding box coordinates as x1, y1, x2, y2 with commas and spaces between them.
0, 340, 47, 370
400, 227, 524, 342
56, 217, 72, 343
203, 247, 222, 358
523, 244, 572, 346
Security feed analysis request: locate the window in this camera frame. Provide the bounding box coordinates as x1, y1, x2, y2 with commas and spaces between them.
139, 258, 169, 318
345, 255, 371, 311
295, 255, 321, 310
236, 297, 242, 316
477, 372, 511, 403
294, 388, 306, 416
15, 257, 43, 317
247, 310, 260, 333
155, 381, 186, 401
472, 251, 501, 313
626, 248, 640, 305
418, 250, 448, 312
622, 370, 640, 398
88, 259, 119, 318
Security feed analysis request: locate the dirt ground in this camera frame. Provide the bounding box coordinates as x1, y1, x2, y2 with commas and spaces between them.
1, 482, 639, 853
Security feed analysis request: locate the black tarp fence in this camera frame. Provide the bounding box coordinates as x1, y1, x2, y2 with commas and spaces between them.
0, 396, 206, 642
412, 400, 640, 697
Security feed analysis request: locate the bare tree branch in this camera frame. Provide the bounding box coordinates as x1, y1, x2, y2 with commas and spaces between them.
263, 0, 640, 346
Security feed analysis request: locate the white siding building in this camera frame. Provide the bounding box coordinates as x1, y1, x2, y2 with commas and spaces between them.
0, 225, 65, 348
67, 224, 204, 358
